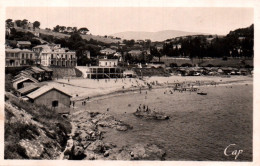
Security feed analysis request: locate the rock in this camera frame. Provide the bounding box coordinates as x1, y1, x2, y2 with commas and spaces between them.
129, 144, 147, 160
104, 142, 117, 150
71, 145, 85, 159
116, 125, 128, 131
134, 106, 169, 120
116, 150, 131, 160
18, 139, 44, 159
103, 148, 122, 160
87, 140, 105, 153
83, 150, 105, 160
129, 143, 165, 160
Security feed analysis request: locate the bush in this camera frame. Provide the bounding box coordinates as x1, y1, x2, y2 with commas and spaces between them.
169, 63, 178, 67
206, 64, 214, 67
181, 63, 192, 67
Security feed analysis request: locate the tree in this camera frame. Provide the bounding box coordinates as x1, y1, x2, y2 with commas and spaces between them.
66, 27, 72, 33
78, 27, 89, 35
15, 20, 22, 27
69, 33, 83, 43
33, 21, 40, 29
60, 26, 66, 33
72, 27, 78, 33
21, 19, 28, 26
150, 46, 163, 62
6, 19, 13, 28
53, 25, 60, 32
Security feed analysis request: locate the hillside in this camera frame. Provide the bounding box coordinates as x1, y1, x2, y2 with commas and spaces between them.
15, 27, 121, 44
111, 30, 206, 41
5, 92, 71, 159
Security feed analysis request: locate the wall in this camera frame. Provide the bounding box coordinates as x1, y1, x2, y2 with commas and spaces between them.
34, 89, 71, 109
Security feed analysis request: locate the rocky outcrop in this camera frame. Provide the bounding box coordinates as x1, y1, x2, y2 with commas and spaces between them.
62, 111, 134, 160
104, 143, 166, 160
134, 104, 170, 120
5, 102, 70, 159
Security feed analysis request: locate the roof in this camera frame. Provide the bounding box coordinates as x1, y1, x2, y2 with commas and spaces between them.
19, 49, 34, 53
100, 48, 116, 52
5, 48, 22, 52
17, 41, 31, 45
26, 86, 72, 100
33, 45, 50, 49
31, 66, 45, 73
99, 59, 118, 62
17, 84, 40, 95
40, 66, 53, 72
13, 77, 38, 85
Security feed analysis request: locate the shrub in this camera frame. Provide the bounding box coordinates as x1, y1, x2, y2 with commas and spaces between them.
206, 64, 214, 67
169, 63, 178, 67
181, 63, 192, 67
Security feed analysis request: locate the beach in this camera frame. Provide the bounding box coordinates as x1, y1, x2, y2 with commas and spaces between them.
47, 75, 253, 160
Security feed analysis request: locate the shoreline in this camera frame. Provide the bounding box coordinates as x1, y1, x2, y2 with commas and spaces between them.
70, 76, 252, 102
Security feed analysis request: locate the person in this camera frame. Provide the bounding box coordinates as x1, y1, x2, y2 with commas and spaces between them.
68, 78, 70, 83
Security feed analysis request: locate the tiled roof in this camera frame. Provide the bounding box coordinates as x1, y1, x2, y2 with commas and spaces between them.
17, 84, 40, 94
26, 86, 72, 99
31, 66, 45, 72
40, 66, 53, 72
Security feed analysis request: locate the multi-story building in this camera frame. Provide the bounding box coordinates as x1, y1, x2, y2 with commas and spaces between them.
32, 44, 77, 67
5, 48, 36, 67
99, 56, 118, 67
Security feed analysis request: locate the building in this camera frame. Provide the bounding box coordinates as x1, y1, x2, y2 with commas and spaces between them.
12, 77, 38, 90
17, 84, 40, 97
5, 48, 36, 67
32, 44, 77, 67
172, 44, 182, 49
99, 57, 118, 67
26, 86, 72, 114
17, 41, 31, 48
114, 52, 123, 62
100, 48, 116, 55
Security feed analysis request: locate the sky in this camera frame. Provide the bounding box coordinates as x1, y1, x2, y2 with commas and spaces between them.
6, 7, 253, 36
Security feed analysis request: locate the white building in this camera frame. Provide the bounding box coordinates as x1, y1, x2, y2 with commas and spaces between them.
5, 48, 36, 67
99, 56, 118, 67
32, 44, 77, 67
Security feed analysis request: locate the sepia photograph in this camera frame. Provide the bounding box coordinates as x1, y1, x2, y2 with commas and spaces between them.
2, 2, 257, 164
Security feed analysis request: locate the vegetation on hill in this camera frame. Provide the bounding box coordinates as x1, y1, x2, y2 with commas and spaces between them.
5, 93, 71, 159
162, 24, 254, 59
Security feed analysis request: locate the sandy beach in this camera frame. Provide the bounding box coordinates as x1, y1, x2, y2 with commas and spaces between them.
44, 75, 253, 101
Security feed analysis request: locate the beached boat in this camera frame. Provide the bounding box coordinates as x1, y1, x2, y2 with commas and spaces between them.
197, 92, 207, 95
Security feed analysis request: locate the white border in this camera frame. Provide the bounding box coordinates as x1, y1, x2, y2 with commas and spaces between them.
0, 0, 259, 166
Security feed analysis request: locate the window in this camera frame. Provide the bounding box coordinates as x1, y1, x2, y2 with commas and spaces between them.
22, 53, 24, 58
26, 54, 28, 59
52, 100, 59, 107
30, 54, 32, 59
51, 54, 53, 59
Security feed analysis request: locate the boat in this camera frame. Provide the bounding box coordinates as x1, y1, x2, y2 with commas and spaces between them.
197, 92, 207, 95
